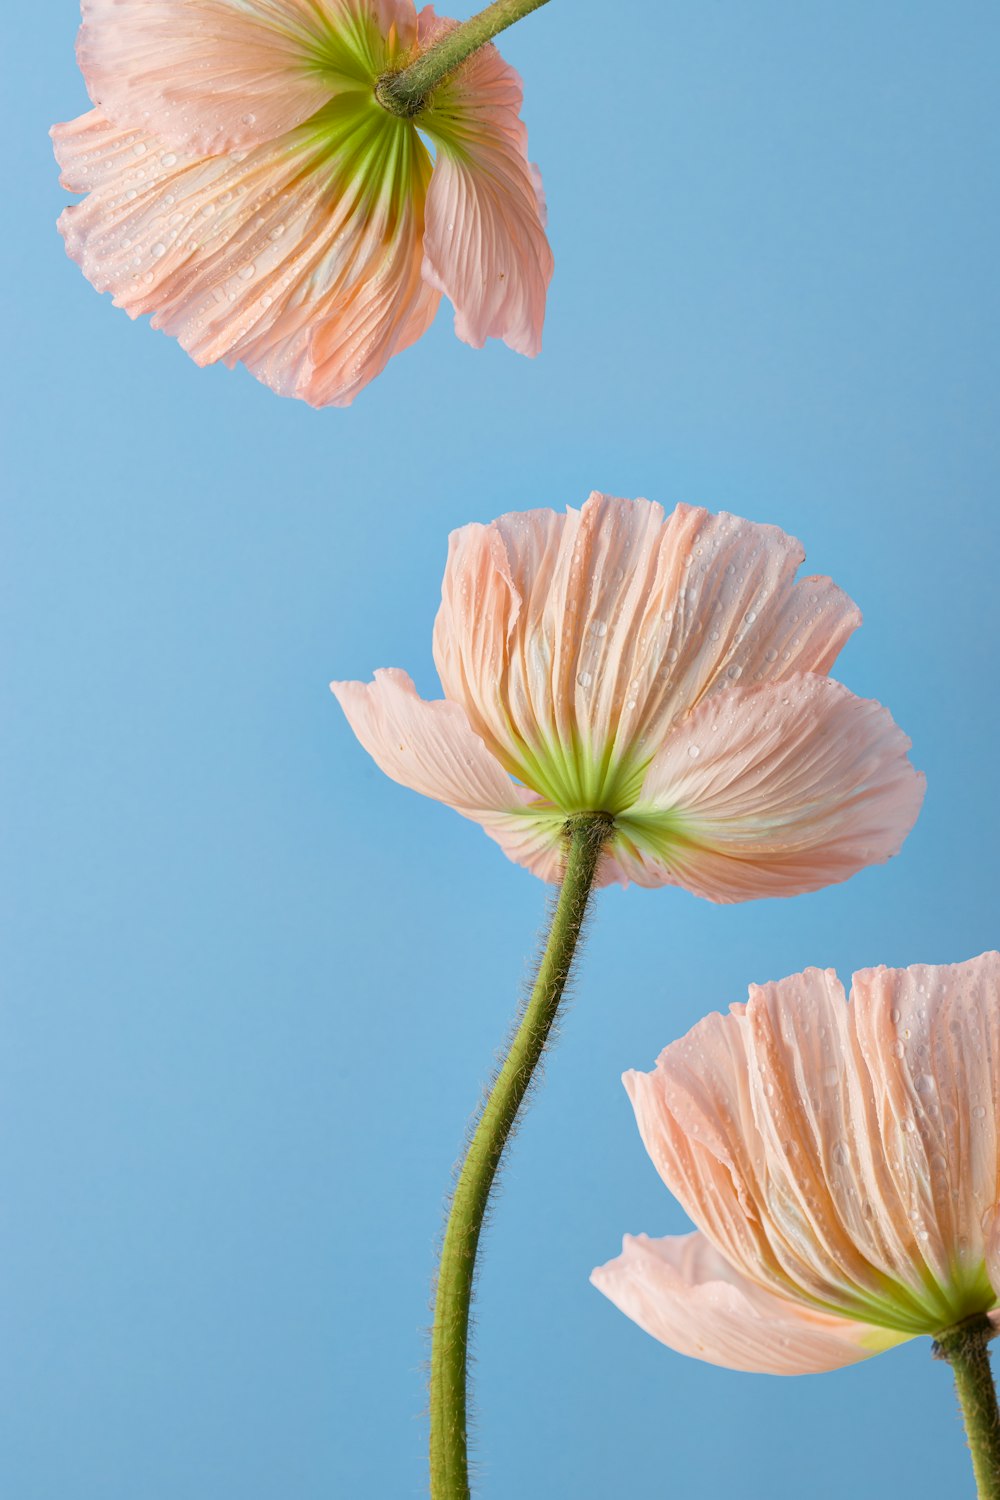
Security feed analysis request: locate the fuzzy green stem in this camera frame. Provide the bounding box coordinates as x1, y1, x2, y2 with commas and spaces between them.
376, 0, 551, 117
934, 1316, 1000, 1498
428, 811, 613, 1500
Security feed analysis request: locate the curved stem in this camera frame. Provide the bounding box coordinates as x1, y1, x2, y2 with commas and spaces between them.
376, 0, 551, 117
428, 811, 612, 1500
934, 1316, 1000, 1498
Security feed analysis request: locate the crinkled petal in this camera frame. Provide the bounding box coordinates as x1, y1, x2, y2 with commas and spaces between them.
75, 0, 416, 153
53, 106, 438, 407
432, 497, 862, 813
616, 674, 924, 901
627, 964, 997, 1335
850, 954, 1000, 1300
331, 668, 564, 874
987, 1211, 1000, 1312
591, 1233, 902, 1375
418, 9, 551, 355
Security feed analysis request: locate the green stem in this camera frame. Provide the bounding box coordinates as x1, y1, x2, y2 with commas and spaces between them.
934, 1317, 1000, 1498
428, 811, 613, 1500
376, 0, 551, 117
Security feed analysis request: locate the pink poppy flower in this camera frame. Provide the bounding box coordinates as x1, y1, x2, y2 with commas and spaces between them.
592, 953, 1000, 1372
51, 0, 552, 406
332, 493, 924, 900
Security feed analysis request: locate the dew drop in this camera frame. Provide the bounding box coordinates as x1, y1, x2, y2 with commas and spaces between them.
577, 670, 592, 688
132, 141, 147, 157
973, 1105, 987, 1120
239, 263, 256, 279
161, 152, 177, 167
687, 745, 701, 759
151, 242, 166, 258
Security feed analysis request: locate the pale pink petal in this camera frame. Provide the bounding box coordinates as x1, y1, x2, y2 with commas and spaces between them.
331, 668, 565, 874
53, 109, 438, 408
433, 496, 699, 805
740, 972, 946, 1316
591, 1233, 900, 1374
432, 497, 863, 813
624, 1009, 772, 1283
850, 954, 1000, 1298
987, 1211, 1000, 1311
74, 0, 417, 153
418, 10, 552, 356
617, 673, 924, 901
627, 966, 996, 1334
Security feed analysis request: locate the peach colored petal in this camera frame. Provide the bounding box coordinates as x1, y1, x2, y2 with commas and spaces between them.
849, 954, 1000, 1295
418, 10, 551, 356
53, 107, 438, 407
432, 497, 863, 813
75, 0, 416, 154
591, 1233, 901, 1374
617, 674, 924, 901
624, 960, 1000, 1336
331, 669, 565, 874
987, 1211, 1000, 1311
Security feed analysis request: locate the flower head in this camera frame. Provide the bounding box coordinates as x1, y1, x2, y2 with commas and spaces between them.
332, 493, 924, 900
592, 954, 1000, 1372
52, 0, 551, 406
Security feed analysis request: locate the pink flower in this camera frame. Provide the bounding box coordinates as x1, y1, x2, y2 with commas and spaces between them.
592, 954, 1000, 1372
332, 493, 924, 899
51, 0, 551, 406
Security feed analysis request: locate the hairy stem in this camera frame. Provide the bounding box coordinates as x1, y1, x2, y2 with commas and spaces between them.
428, 811, 613, 1500
934, 1316, 1000, 1498
376, 0, 551, 117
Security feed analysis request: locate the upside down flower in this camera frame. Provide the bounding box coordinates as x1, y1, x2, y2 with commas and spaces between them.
592, 954, 1000, 1373
51, 0, 552, 406
333, 493, 924, 901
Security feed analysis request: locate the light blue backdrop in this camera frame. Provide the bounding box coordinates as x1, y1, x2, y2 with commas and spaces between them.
3, 2, 999, 1496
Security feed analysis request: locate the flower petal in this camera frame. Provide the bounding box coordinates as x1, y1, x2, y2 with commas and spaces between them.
987, 1211, 1000, 1312
591, 1232, 900, 1374
418, 10, 552, 356
331, 668, 564, 874
849, 954, 1000, 1301
432, 497, 863, 814
433, 496, 697, 806
617, 673, 924, 900
627, 965, 994, 1334
53, 105, 438, 407
75, 0, 416, 153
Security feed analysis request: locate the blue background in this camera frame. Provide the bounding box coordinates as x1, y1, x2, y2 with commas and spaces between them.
4, 1, 1000, 1495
